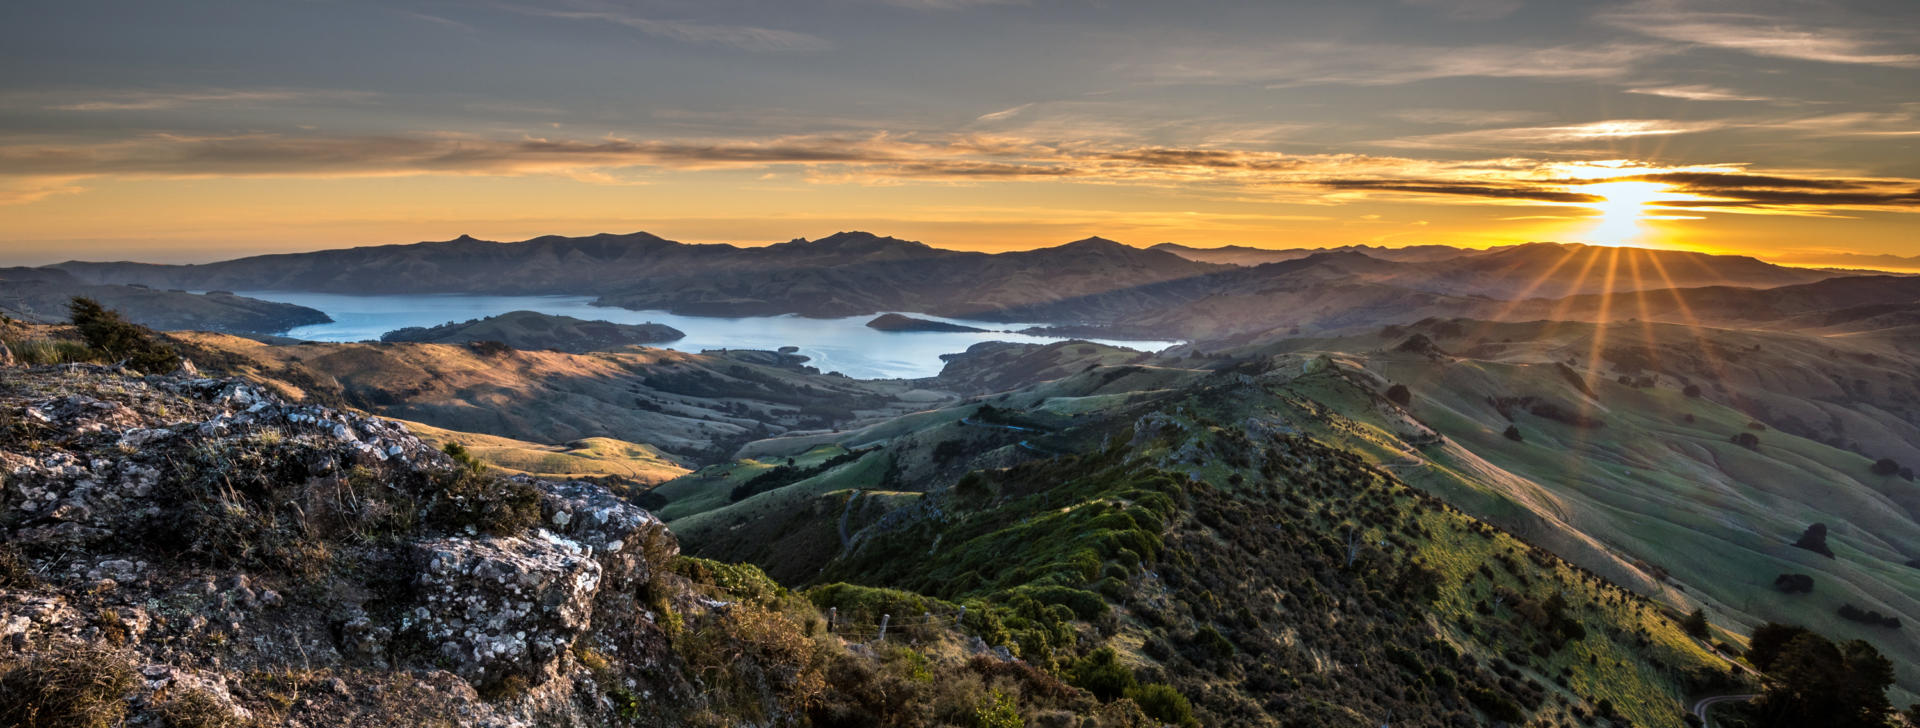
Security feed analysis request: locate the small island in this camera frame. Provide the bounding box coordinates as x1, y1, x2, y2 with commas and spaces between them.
865, 313, 988, 333
380, 310, 684, 353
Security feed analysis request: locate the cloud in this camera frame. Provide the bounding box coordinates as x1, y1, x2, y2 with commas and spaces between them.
1321, 179, 1603, 204
1390, 109, 1556, 126
1617, 171, 1920, 209
41, 89, 366, 112
1377, 119, 1726, 150
503, 4, 831, 52
3, 130, 1915, 216
975, 104, 1032, 123
873, 0, 1022, 8
1597, 1, 1920, 67
1399, 0, 1524, 20
395, 10, 478, 32
0, 176, 87, 205
1759, 110, 1920, 138
1624, 84, 1770, 102
1138, 41, 1664, 87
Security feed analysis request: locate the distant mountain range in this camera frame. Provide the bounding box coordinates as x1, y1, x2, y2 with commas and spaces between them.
42, 231, 1870, 341
1150, 241, 1470, 265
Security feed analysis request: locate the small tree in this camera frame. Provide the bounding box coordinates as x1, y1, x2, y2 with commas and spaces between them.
68, 297, 179, 374
1793, 523, 1834, 558
1385, 383, 1411, 406
1503, 424, 1523, 442
1683, 384, 1702, 398
1870, 458, 1900, 476
1683, 608, 1710, 638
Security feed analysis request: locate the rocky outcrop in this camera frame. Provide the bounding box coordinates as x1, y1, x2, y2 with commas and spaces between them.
0, 365, 697, 726
408, 484, 670, 689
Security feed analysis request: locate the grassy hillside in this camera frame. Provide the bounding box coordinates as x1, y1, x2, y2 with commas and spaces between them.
170, 332, 957, 463
397, 418, 690, 485
654, 356, 1748, 726
1242, 321, 1920, 702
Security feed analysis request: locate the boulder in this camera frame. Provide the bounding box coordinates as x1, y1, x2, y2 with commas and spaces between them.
408, 533, 604, 687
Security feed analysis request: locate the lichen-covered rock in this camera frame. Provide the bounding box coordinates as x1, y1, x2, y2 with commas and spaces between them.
534, 479, 672, 591
408, 532, 604, 687
0, 365, 699, 726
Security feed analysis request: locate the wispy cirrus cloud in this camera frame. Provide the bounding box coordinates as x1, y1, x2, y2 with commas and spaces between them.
1399, 0, 1524, 21
1597, 1, 1920, 67
1389, 109, 1556, 126
974, 104, 1033, 123
1624, 84, 1771, 102
501, 3, 831, 52
1376, 119, 1727, 151
36, 88, 371, 112
1759, 110, 1920, 138
1137, 41, 1666, 87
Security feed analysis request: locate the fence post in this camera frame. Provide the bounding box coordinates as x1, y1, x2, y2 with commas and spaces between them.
877, 613, 890, 642
956, 605, 967, 627
827, 607, 837, 634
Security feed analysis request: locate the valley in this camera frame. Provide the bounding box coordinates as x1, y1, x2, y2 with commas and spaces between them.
3, 232, 1915, 727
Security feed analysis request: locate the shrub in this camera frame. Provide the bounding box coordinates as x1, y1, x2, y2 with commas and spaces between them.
1837, 604, 1902, 629
1683, 384, 1702, 398
974, 690, 1023, 728
1066, 647, 1136, 701
152, 688, 249, 728
442, 442, 485, 473
1124, 683, 1200, 728
1871, 458, 1901, 476
1773, 573, 1814, 594
1729, 432, 1759, 450
68, 297, 179, 374
429, 468, 541, 536
1502, 425, 1523, 442
467, 340, 512, 357
1792, 523, 1834, 558
1385, 384, 1411, 406
0, 645, 137, 728
1683, 608, 1710, 638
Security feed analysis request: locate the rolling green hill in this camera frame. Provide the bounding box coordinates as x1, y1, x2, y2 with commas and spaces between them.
655, 359, 1749, 726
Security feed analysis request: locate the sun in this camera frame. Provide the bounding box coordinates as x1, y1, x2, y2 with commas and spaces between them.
1578, 181, 1669, 246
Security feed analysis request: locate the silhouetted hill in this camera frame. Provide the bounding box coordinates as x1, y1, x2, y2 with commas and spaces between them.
1151, 241, 1473, 265
1379, 242, 1839, 299
0, 267, 329, 333
1517, 274, 1920, 330
378, 310, 684, 352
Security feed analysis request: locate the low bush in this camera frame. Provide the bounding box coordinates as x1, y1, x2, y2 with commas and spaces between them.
1773, 573, 1814, 594
1124, 683, 1199, 728
152, 688, 251, 728
69, 297, 179, 374
1837, 604, 1902, 629
1385, 384, 1411, 406
428, 468, 541, 536
0, 645, 137, 728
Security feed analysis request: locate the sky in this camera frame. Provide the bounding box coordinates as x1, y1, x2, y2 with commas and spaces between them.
1, 0, 1917, 265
